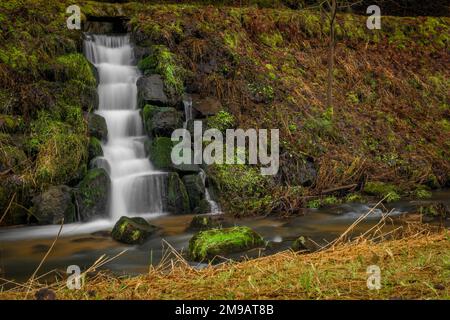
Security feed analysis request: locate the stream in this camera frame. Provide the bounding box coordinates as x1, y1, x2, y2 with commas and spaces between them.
1, 189, 449, 282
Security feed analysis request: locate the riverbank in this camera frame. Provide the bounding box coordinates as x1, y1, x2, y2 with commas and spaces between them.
1, 227, 448, 300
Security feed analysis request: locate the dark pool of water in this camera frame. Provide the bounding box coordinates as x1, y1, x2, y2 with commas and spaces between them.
0, 190, 449, 283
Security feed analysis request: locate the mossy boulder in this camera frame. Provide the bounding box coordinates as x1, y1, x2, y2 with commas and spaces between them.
75, 168, 110, 221
88, 137, 103, 161
189, 214, 224, 231
56, 53, 96, 86
147, 137, 174, 170
142, 104, 182, 137
363, 181, 401, 202
166, 172, 190, 214
182, 174, 205, 211
291, 236, 318, 253
87, 113, 108, 142
111, 216, 157, 244
188, 226, 265, 261
31, 185, 76, 225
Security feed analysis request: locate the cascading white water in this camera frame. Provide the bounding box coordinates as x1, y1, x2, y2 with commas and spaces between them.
84, 34, 166, 220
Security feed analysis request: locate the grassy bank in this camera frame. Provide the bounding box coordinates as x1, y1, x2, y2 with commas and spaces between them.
1, 230, 449, 300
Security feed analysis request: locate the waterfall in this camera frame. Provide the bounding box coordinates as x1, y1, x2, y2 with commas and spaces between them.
84, 34, 166, 220
199, 170, 221, 214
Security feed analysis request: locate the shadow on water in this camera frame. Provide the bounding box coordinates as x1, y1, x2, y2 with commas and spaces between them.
0, 190, 449, 283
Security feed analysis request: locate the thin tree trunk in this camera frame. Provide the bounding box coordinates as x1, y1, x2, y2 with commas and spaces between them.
326, 0, 337, 108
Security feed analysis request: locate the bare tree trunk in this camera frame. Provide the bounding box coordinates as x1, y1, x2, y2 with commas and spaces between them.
326, 0, 337, 109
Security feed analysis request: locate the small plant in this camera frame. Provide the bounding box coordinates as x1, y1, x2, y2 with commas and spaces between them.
206, 110, 235, 133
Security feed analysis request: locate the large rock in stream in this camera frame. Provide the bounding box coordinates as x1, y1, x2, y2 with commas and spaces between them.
75, 168, 110, 221
188, 226, 265, 262
111, 216, 157, 244
32, 185, 76, 225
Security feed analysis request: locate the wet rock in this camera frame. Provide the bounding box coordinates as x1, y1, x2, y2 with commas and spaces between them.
171, 163, 201, 175
166, 172, 190, 214
193, 199, 212, 214
134, 46, 152, 62
86, 113, 108, 142
142, 104, 182, 137
35, 288, 56, 300
182, 174, 205, 211
32, 185, 76, 225
75, 168, 110, 221
88, 137, 103, 161
191, 95, 222, 116
189, 214, 224, 231
137, 75, 168, 107
111, 216, 157, 245
291, 235, 318, 253
188, 226, 265, 262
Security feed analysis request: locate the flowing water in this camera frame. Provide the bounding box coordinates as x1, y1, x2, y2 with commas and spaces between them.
84, 34, 167, 220
1, 190, 449, 282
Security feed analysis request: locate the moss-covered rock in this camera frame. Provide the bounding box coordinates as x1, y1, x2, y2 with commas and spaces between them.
188, 226, 265, 261
56, 53, 96, 86
363, 181, 401, 202
142, 104, 182, 137
182, 174, 205, 210
87, 113, 108, 142
75, 168, 110, 221
166, 172, 190, 214
148, 137, 174, 170
188, 214, 224, 231
111, 216, 157, 244
291, 235, 318, 253
31, 185, 75, 225
88, 137, 103, 161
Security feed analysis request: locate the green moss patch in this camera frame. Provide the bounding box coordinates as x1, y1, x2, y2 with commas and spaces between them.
188, 226, 265, 261
364, 181, 401, 202
148, 137, 174, 170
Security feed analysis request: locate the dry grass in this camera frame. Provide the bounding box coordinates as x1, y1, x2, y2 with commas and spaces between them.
1, 225, 448, 300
